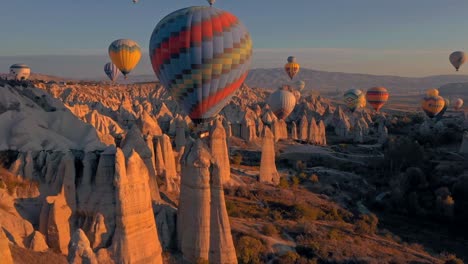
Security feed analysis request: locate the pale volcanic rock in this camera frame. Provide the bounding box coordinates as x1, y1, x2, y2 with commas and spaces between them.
175, 115, 187, 152
308, 117, 319, 144
178, 139, 212, 262
9, 151, 34, 180
88, 213, 107, 250
155, 102, 174, 132
262, 109, 277, 126
354, 123, 364, 143
45, 191, 72, 254
68, 229, 98, 264
209, 159, 238, 264
154, 204, 177, 251
278, 119, 288, 140
378, 125, 389, 145
156, 134, 178, 192
241, 117, 257, 142
291, 121, 298, 140
259, 127, 279, 184
28, 231, 49, 252
210, 119, 231, 185
318, 120, 327, 145
335, 119, 351, 138
460, 131, 468, 154
111, 149, 163, 264
0, 227, 14, 264
145, 135, 162, 202
137, 110, 162, 137
299, 115, 309, 141
84, 109, 124, 138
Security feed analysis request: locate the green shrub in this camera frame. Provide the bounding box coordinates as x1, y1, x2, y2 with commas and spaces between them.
291, 176, 300, 187
328, 228, 344, 240
236, 236, 266, 264
354, 213, 379, 235
262, 223, 279, 236
309, 174, 319, 184
279, 177, 290, 189
294, 203, 322, 221
274, 251, 300, 264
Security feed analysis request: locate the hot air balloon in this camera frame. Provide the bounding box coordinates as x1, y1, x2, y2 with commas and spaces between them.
207, 0, 215, 5
268, 88, 297, 120
296, 80, 306, 91
133, 0, 138, 3
422, 95, 445, 118
104, 62, 120, 82
292, 90, 301, 102
426, 88, 439, 97
449, 51, 466, 71
285, 56, 300, 80
435, 98, 450, 118
344, 89, 363, 112
149, 6, 252, 124
453, 98, 464, 110
366, 86, 389, 112
9, 64, 31, 81
108, 39, 141, 79
359, 94, 366, 108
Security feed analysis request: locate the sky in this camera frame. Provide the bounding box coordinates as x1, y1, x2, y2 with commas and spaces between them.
1, 0, 468, 78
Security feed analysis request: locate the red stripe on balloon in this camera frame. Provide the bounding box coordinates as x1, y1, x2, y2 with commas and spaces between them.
190, 72, 248, 118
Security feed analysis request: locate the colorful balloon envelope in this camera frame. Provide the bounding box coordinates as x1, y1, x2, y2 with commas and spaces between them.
285, 60, 300, 80
366, 86, 389, 112
453, 98, 464, 110
104, 62, 120, 82
449, 51, 466, 71
108, 39, 141, 79
296, 80, 306, 91
207, 0, 216, 5
425, 88, 439, 97
435, 97, 450, 118
421, 95, 445, 118
268, 88, 297, 120
9, 64, 31, 81
149, 6, 252, 123
344, 89, 363, 112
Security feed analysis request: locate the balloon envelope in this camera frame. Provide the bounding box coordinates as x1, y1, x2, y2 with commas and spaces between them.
268, 88, 297, 120
344, 89, 363, 112
285, 62, 300, 80
435, 98, 450, 118
366, 86, 389, 111
449, 51, 466, 71
9, 64, 31, 80
207, 0, 215, 5
426, 88, 439, 97
104, 62, 120, 82
453, 98, 464, 110
296, 80, 306, 91
108, 39, 141, 78
149, 6, 252, 123
422, 95, 445, 118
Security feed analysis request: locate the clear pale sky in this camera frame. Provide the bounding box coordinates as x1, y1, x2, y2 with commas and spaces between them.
1, 0, 468, 78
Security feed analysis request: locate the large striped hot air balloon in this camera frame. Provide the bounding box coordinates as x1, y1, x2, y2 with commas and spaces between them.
149, 6, 252, 124
104, 62, 120, 82
285, 56, 300, 80
366, 86, 389, 112
453, 98, 464, 110
344, 89, 363, 112
422, 95, 445, 118
449, 51, 466, 71
268, 88, 297, 120
9, 64, 31, 80
108, 39, 141, 79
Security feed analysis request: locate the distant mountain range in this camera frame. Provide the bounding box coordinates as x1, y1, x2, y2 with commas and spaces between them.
2, 68, 468, 96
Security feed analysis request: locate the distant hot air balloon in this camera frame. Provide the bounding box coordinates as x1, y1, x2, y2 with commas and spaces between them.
296, 80, 306, 91
359, 94, 366, 108
108, 39, 141, 79
426, 88, 439, 97
149, 6, 252, 124
104, 62, 120, 82
435, 98, 450, 118
9, 64, 31, 81
292, 90, 301, 102
449, 51, 466, 71
285, 56, 300, 80
422, 95, 445, 118
344, 89, 363, 112
207, 0, 215, 5
268, 88, 297, 120
453, 98, 464, 110
366, 86, 389, 112
133, 0, 138, 3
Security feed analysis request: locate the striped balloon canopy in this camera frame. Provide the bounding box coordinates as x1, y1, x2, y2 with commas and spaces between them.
453, 98, 464, 110
344, 89, 363, 112
268, 87, 297, 120
285, 56, 300, 80
104, 62, 120, 82
10, 64, 31, 81
149, 6, 252, 123
296, 80, 306, 91
421, 95, 445, 118
366, 86, 389, 112
108, 39, 141, 78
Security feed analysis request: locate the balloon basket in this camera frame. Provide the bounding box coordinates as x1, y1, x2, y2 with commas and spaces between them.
190, 122, 211, 139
